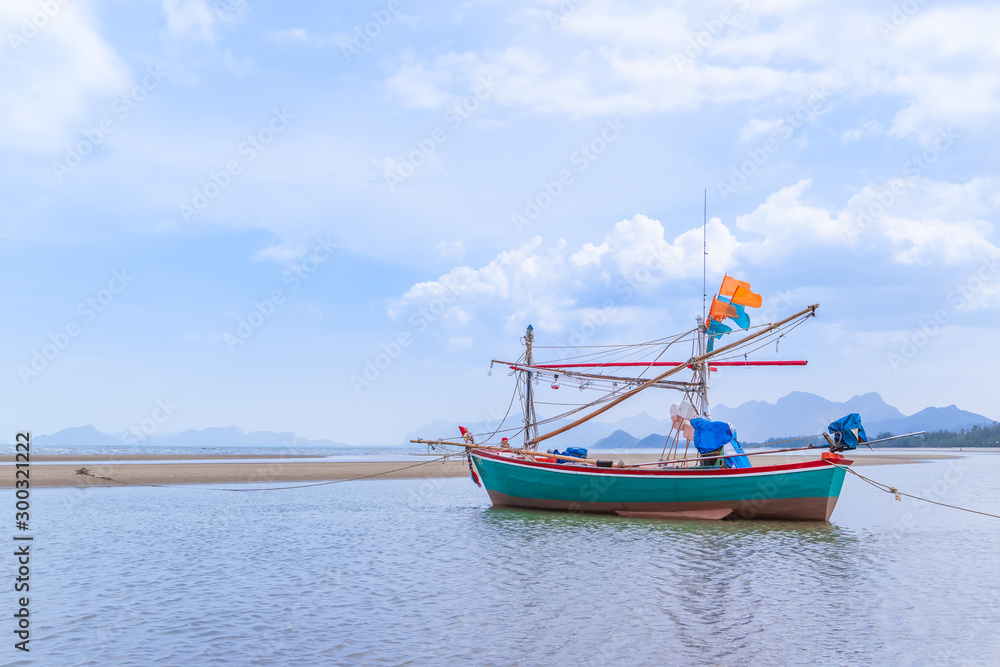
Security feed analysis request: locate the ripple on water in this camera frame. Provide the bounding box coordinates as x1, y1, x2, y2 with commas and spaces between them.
16, 454, 1000, 664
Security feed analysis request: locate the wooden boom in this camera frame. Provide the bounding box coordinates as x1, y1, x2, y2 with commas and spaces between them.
410, 439, 596, 464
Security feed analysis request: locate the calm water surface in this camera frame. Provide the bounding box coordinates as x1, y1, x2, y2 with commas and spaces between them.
8, 451, 1000, 665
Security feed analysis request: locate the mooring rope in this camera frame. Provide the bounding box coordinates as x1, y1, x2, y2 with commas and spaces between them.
74, 456, 454, 492
76, 467, 167, 487
220, 456, 452, 492
832, 463, 1000, 520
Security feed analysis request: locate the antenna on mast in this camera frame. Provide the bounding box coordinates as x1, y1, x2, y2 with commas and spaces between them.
702, 188, 707, 323
700, 189, 710, 417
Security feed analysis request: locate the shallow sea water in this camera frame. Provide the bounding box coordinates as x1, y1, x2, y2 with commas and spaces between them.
8, 451, 1000, 665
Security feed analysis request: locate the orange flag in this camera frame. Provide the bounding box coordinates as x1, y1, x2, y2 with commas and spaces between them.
708, 296, 738, 322
730, 284, 763, 308
719, 275, 751, 297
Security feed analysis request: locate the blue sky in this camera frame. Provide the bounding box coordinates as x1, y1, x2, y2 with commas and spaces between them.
2, 0, 999, 445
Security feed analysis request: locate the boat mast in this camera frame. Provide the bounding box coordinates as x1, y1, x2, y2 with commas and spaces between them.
523, 325, 539, 448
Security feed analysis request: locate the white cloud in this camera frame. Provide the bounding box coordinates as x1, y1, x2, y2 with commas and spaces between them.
251, 234, 339, 265
0, 0, 130, 152
221, 49, 255, 75
376, 1, 1000, 139
389, 212, 741, 336
742, 178, 1000, 267
739, 118, 784, 143
384, 52, 455, 109
842, 119, 882, 143
735, 180, 846, 254
162, 0, 245, 44
383, 44, 824, 117
885, 5, 1000, 137
435, 240, 466, 260
559, 4, 689, 45
266, 28, 341, 48
395, 236, 546, 307
569, 241, 609, 269
841, 128, 861, 143
446, 336, 474, 350
392, 177, 1000, 333
252, 243, 303, 264
269, 28, 310, 45
883, 217, 995, 266
592, 214, 739, 283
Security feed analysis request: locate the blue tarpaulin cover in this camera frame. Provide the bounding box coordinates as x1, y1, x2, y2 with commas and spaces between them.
828, 413, 868, 451
552, 447, 588, 461
690, 418, 751, 468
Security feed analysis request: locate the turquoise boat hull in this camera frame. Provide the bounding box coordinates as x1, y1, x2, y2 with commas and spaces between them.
470, 450, 851, 521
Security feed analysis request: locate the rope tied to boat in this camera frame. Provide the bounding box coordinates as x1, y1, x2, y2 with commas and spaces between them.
70, 457, 454, 492
831, 463, 1000, 520
222, 456, 452, 492
76, 467, 161, 485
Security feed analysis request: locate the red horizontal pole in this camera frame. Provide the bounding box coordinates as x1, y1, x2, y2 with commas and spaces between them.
533, 361, 807, 368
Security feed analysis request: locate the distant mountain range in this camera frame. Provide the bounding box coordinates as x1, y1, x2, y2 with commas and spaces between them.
18, 425, 348, 449
713, 392, 995, 443
407, 391, 996, 450
13, 392, 995, 450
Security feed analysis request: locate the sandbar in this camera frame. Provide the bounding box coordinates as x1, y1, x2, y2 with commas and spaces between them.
30, 454, 320, 462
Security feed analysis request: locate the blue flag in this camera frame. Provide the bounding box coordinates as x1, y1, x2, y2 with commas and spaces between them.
706, 318, 733, 352
717, 295, 750, 330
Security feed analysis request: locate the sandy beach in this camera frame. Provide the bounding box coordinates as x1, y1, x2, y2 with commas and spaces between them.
4, 451, 961, 488
29, 454, 321, 461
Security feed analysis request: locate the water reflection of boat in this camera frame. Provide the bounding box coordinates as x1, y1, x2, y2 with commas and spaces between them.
415, 276, 872, 521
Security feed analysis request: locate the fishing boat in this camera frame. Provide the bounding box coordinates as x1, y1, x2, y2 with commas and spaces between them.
413, 275, 873, 521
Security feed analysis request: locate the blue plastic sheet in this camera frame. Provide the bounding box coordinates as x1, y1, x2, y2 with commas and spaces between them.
691, 418, 751, 468
828, 413, 868, 451
552, 447, 588, 462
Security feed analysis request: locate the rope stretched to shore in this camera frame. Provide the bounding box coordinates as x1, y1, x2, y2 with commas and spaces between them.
76, 467, 168, 487
833, 463, 1000, 520
218, 456, 452, 492
75, 457, 455, 492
